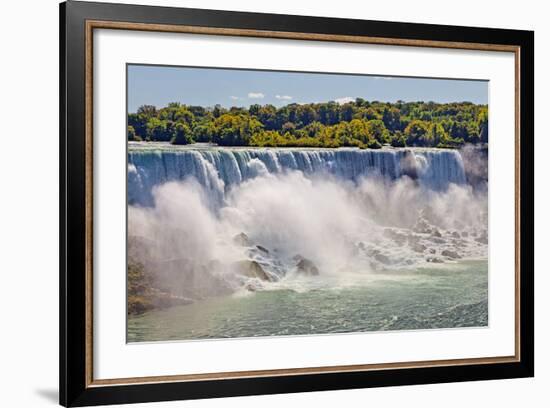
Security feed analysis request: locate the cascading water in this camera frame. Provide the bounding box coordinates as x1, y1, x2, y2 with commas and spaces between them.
127, 143, 488, 341
128, 144, 468, 207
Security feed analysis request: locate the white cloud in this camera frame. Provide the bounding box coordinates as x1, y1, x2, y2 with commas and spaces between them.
229, 96, 241, 100
248, 92, 265, 99
334, 96, 355, 105
275, 95, 293, 100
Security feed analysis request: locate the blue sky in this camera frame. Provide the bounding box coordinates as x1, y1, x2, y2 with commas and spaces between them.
127, 64, 488, 113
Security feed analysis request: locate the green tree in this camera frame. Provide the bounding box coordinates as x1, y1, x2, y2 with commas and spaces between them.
170, 123, 193, 145
449, 121, 469, 141
404, 120, 430, 146
339, 103, 355, 122
192, 123, 214, 143
212, 104, 225, 118
249, 104, 261, 117
366, 120, 390, 144
129, 99, 488, 149
250, 130, 287, 147
318, 103, 339, 125
297, 104, 317, 127
362, 107, 380, 121
146, 118, 169, 141
367, 139, 383, 149
477, 107, 489, 143
128, 126, 141, 141
382, 108, 401, 132
390, 131, 406, 147
348, 119, 370, 144
427, 123, 448, 146
301, 121, 325, 138
281, 121, 296, 133
137, 105, 157, 119
258, 105, 278, 130
211, 114, 263, 146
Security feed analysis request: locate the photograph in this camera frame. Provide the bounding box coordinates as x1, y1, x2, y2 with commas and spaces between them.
54, 1, 535, 406
126, 65, 490, 342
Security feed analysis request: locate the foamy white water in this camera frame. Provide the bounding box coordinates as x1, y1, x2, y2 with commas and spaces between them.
127, 144, 488, 341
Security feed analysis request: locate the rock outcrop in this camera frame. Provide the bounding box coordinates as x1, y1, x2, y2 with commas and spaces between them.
232, 260, 272, 281
255, 245, 269, 254
441, 249, 461, 259
413, 217, 432, 234
475, 231, 488, 244
374, 253, 392, 265
127, 262, 193, 315
233, 232, 251, 247
410, 242, 427, 253
292, 255, 320, 276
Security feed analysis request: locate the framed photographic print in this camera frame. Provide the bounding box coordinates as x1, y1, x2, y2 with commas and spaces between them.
59, 1, 534, 406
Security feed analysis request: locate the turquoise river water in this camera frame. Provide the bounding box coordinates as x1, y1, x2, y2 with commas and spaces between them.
128, 259, 487, 342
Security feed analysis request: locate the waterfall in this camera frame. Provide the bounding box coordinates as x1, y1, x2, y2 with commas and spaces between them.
128, 145, 468, 207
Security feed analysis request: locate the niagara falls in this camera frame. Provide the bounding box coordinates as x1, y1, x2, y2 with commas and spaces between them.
127, 143, 488, 342
125, 64, 489, 342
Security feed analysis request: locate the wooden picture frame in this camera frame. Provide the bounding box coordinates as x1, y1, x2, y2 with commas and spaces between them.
60, 1, 534, 406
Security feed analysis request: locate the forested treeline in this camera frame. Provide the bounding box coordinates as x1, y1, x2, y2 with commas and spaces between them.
128, 99, 488, 149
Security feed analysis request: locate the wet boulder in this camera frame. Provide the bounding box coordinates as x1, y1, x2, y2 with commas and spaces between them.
454, 239, 467, 248
244, 281, 264, 292
256, 245, 269, 254
233, 232, 251, 247
410, 242, 427, 253
441, 249, 461, 259
232, 260, 272, 281
450, 231, 461, 239
374, 253, 392, 265
295, 257, 320, 276
383, 228, 408, 245
365, 246, 381, 257
475, 231, 488, 244
427, 236, 445, 245
413, 217, 432, 234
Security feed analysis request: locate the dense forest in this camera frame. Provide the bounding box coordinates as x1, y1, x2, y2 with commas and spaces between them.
127, 99, 488, 149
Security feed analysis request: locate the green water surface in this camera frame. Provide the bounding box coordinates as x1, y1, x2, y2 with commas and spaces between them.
127, 259, 488, 342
